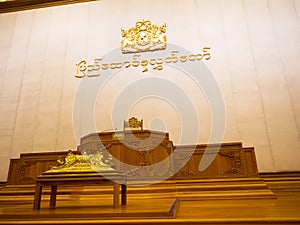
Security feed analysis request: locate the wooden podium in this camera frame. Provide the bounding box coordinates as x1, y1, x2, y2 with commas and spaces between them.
78, 130, 258, 180
78, 130, 174, 173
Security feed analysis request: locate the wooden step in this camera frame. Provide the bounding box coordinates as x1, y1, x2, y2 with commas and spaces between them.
0, 178, 276, 202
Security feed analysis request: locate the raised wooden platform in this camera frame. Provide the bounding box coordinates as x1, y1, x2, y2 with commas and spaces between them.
0, 174, 300, 225
2, 135, 298, 224
0, 177, 275, 202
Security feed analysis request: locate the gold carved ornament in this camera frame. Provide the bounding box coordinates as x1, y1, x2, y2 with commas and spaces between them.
74, 19, 211, 78
121, 19, 167, 54
123, 117, 143, 131
47, 150, 114, 173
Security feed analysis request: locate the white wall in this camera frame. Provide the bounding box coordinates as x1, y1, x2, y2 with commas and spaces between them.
0, 0, 300, 181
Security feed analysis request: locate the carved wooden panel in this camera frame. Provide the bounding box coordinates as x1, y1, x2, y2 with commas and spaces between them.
173, 143, 258, 179
6, 131, 259, 185
79, 130, 174, 178
6, 151, 78, 185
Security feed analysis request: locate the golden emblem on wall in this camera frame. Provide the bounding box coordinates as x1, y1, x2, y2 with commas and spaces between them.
121, 19, 167, 54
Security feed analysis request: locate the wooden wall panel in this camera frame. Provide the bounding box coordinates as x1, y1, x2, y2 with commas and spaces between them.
6, 131, 259, 185
6, 150, 77, 185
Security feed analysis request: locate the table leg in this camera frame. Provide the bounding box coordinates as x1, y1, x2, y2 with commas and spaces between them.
50, 185, 57, 209
33, 182, 42, 210
121, 184, 127, 205
113, 183, 120, 207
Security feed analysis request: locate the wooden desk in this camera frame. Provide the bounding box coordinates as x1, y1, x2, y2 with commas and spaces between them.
33, 172, 126, 210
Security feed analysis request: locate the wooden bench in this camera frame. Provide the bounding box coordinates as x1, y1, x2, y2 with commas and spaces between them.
33, 172, 127, 210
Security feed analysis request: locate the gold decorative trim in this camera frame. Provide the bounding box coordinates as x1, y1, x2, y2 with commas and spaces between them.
0, 0, 96, 14
121, 19, 166, 54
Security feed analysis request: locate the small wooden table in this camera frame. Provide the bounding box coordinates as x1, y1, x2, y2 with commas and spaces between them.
33, 172, 126, 210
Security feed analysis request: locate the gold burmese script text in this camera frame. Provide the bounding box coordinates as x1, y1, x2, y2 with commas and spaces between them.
75, 47, 211, 78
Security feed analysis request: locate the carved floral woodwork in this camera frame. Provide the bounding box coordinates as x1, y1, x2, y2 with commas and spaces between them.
6, 131, 259, 184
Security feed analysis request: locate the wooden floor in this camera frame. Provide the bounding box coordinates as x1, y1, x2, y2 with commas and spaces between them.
0, 174, 300, 225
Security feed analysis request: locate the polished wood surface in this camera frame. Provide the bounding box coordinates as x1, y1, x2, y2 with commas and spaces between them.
0, 173, 299, 224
